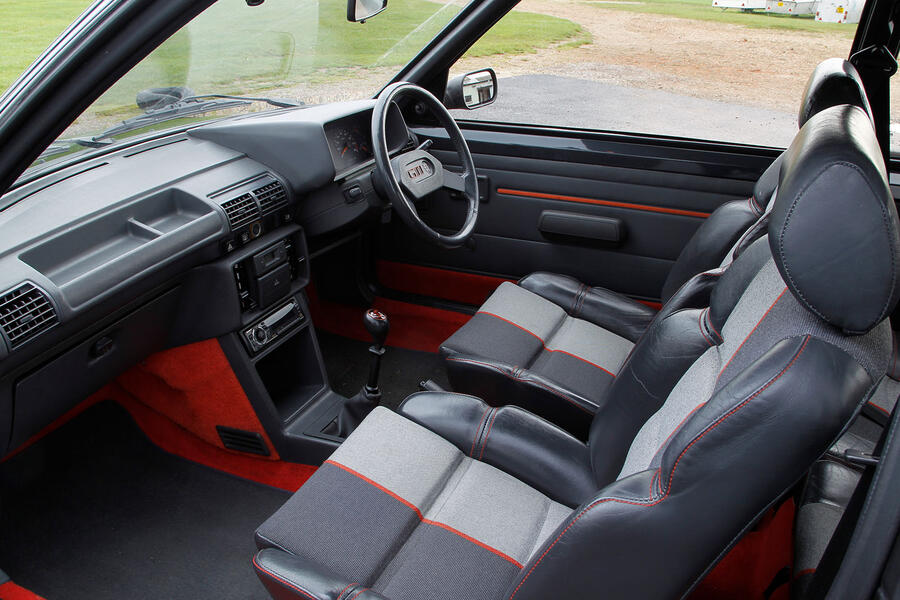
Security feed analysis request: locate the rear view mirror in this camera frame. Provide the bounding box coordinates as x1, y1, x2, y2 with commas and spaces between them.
444, 69, 497, 110
347, 0, 387, 22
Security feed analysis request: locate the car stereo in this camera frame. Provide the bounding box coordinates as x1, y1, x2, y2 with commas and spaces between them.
241, 298, 305, 355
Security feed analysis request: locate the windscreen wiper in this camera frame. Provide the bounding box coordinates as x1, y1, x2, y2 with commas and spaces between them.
92, 94, 304, 141
34, 94, 303, 162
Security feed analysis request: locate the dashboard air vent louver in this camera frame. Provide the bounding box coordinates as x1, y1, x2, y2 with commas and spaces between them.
254, 180, 288, 215
222, 192, 260, 230
0, 283, 57, 348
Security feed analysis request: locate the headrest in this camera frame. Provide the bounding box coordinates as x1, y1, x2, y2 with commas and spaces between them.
769, 105, 900, 334
798, 58, 873, 128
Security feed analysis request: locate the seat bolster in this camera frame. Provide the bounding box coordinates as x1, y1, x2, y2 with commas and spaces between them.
400, 392, 596, 507
518, 272, 655, 342
443, 353, 598, 438
252, 548, 390, 600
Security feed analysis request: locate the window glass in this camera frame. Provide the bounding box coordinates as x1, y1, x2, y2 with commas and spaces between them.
451, 0, 863, 147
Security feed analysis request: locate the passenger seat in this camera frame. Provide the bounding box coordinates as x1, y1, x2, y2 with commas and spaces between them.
440, 58, 874, 436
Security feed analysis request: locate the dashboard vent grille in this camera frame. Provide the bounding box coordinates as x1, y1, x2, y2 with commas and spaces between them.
255, 181, 288, 215
0, 283, 57, 348
222, 193, 260, 230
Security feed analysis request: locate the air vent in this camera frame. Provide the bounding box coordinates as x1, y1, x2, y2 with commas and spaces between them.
222, 192, 260, 230
254, 180, 288, 215
0, 283, 57, 348
216, 425, 271, 456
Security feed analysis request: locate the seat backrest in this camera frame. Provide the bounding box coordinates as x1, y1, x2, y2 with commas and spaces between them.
505, 105, 900, 600
660, 58, 873, 303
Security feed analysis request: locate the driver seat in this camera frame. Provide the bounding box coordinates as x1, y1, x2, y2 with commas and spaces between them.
251, 105, 898, 600
439, 58, 873, 434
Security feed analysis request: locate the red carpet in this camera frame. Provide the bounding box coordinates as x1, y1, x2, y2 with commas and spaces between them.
376, 260, 512, 306
0, 581, 45, 600
689, 498, 795, 600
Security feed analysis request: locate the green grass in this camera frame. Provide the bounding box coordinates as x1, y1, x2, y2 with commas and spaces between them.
585, 0, 855, 35
1, 0, 587, 102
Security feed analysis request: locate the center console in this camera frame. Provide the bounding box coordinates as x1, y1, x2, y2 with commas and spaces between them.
215, 224, 357, 464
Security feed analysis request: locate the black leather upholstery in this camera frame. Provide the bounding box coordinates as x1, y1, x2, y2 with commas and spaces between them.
660, 196, 762, 302
798, 58, 873, 128
508, 337, 872, 600
519, 272, 656, 342
400, 392, 596, 507
441, 59, 877, 433
253, 548, 389, 600
769, 105, 900, 335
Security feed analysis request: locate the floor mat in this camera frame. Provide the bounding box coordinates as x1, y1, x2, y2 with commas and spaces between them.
0, 402, 290, 600
317, 331, 451, 411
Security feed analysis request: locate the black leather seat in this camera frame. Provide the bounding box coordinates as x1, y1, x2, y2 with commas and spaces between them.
252, 105, 900, 600
440, 58, 874, 437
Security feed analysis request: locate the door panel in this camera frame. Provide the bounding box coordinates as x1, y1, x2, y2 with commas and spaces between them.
379, 123, 778, 302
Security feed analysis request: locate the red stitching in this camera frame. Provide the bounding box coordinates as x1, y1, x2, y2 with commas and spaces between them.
718, 287, 788, 378
508, 336, 810, 599
252, 555, 317, 600
868, 401, 890, 416
348, 588, 370, 600
325, 460, 524, 568
478, 409, 500, 460
446, 357, 595, 414
337, 582, 358, 599
477, 312, 619, 377
470, 407, 491, 457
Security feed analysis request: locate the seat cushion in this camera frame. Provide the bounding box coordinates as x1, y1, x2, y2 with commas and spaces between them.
441, 282, 635, 434
256, 407, 571, 600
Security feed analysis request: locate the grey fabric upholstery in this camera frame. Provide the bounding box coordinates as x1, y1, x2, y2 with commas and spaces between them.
256, 408, 571, 600
256, 102, 900, 600
441, 59, 876, 435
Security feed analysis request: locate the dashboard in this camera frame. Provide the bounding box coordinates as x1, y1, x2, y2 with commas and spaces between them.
0, 98, 415, 455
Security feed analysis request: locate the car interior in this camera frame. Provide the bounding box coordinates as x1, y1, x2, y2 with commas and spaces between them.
2, 0, 900, 598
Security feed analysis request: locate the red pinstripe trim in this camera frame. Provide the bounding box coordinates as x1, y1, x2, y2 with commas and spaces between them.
325, 460, 423, 517
252, 555, 317, 600
868, 401, 890, 416
794, 568, 816, 578
497, 188, 710, 218
508, 336, 810, 599
324, 460, 524, 569
347, 588, 370, 600
477, 311, 617, 377
718, 287, 789, 377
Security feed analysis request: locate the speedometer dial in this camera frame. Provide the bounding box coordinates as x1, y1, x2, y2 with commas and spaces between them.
326, 116, 374, 173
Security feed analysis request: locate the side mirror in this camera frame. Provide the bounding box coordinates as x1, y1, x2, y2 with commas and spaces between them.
347, 0, 387, 22
444, 69, 497, 110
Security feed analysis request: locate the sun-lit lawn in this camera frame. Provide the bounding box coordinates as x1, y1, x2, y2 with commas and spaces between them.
1, 0, 588, 98
586, 0, 855, 35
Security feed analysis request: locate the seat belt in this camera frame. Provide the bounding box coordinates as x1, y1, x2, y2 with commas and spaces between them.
806, 391, 900, 599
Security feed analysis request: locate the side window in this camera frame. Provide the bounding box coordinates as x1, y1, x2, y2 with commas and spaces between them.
451, 1, 860, 147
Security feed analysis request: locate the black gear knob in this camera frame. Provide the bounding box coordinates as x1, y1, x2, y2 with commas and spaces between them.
364, 309, 390, 349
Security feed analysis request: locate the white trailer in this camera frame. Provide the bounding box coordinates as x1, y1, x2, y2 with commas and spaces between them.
815, 0, 864, 22
712, 0, 767, 10
766, 0, 816, 14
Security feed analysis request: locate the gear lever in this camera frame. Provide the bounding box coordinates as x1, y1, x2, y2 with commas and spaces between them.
328, 308, 390, 438
363, 308, 390, 399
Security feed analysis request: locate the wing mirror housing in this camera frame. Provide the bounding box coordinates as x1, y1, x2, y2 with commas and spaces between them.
444, 69, 497, 110
347, 0, 387, 22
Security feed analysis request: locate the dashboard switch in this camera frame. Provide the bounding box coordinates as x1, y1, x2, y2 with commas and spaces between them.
343, 185, 364, 203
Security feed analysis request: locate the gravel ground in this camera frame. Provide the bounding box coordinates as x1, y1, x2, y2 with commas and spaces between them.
63, 0, 895, 150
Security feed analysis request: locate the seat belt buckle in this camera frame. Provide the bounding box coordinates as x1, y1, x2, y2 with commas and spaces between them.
843, 448, 880, 467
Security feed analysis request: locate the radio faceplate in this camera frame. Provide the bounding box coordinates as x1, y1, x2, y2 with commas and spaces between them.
241, 298, 304, 355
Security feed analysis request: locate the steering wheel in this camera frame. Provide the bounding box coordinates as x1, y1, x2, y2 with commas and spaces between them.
371, 82, 479, 248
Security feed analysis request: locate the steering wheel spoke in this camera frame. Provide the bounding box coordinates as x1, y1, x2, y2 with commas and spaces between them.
442, 168, 466, 193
